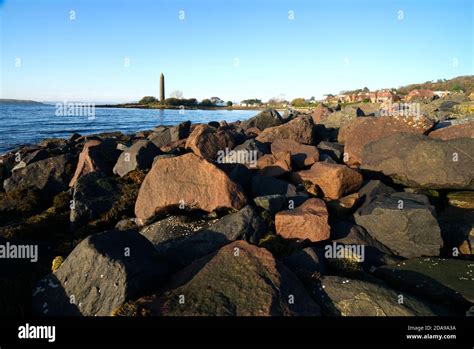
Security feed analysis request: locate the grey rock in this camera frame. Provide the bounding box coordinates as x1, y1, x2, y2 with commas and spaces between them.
32, 229, 169, 316
4, 154, 74, 196
70, 172, 120, 225
317, 141, 344, 162
113, 139, 162, 177
354, 192, 443, 258
313, 275, 452, 316
254, 194, 287, 214
241, 109, 284, 131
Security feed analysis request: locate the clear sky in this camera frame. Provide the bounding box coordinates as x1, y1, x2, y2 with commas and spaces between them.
0, 0, 472, 103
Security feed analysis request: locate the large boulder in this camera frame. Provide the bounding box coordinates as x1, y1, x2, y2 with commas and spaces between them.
113, 140, 162, 177
310, 103, 333, 124
291, 162, 363, 200
147, 121, 191, 148
241, 109, 284, 131
135, 241, 321, 316
313, 276, 450, 316
69, 139, 120, 187
341, 116, 434, 166
134, 153, 247, 225
256, 152, 292, 177
256, 115, 316, 144
354, 192, 443, 258
361, 133, 474, 190
428, 122, 474, 140
185, 124, 236, 160
271, 139, 319, 169
4, 154, 74, 196
70, 172, 120, 225
32, 230, 169, 316
374, 258, 474, 309
275, 198, 330, 242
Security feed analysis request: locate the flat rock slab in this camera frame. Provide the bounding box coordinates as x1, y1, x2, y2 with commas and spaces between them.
313, 275, 452, 316
354, 192, 443, 258
374, 257, 474, 308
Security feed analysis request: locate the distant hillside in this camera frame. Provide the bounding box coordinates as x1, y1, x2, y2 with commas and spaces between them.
397, 76, 474, 95
0, 99, 45, 105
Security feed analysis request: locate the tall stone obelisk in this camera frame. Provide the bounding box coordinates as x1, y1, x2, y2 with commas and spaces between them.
159, 73, 165, 103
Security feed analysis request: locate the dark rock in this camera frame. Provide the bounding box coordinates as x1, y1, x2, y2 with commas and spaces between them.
32, 229, 169, 316
4, 154, 74, 197
207, 121, 220, 128
113, 140, 162, 177
241, 109, 284, 131
136, 241, 321, 316
147, 121, 190, 149
254, 194, 287, 215
70, 172, 120, 225
282, 247, 327, 282
357, 180, 396, 206
313, 276, 452, 316
12, 149, 50, 171
317, 141, 344, 162
354, 192, 443, 258
251, 175, 297, 198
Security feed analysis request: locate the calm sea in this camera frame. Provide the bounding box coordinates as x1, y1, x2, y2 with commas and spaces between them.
0, 104, 259, 154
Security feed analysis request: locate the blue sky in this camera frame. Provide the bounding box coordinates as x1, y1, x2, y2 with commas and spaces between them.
0, 0, 472, 103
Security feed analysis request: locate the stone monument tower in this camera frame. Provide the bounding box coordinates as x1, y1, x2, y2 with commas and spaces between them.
159, 73, 165, 102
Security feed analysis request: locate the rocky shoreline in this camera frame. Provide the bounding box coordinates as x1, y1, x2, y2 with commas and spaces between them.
0, 98, 473, 316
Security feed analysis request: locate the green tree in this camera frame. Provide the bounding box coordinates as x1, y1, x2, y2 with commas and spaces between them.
200, 99, 213, 107
451, 84, 462, 92
226, 101, 233, 107
291, 98, 307, 107
139, 96, 158, 104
